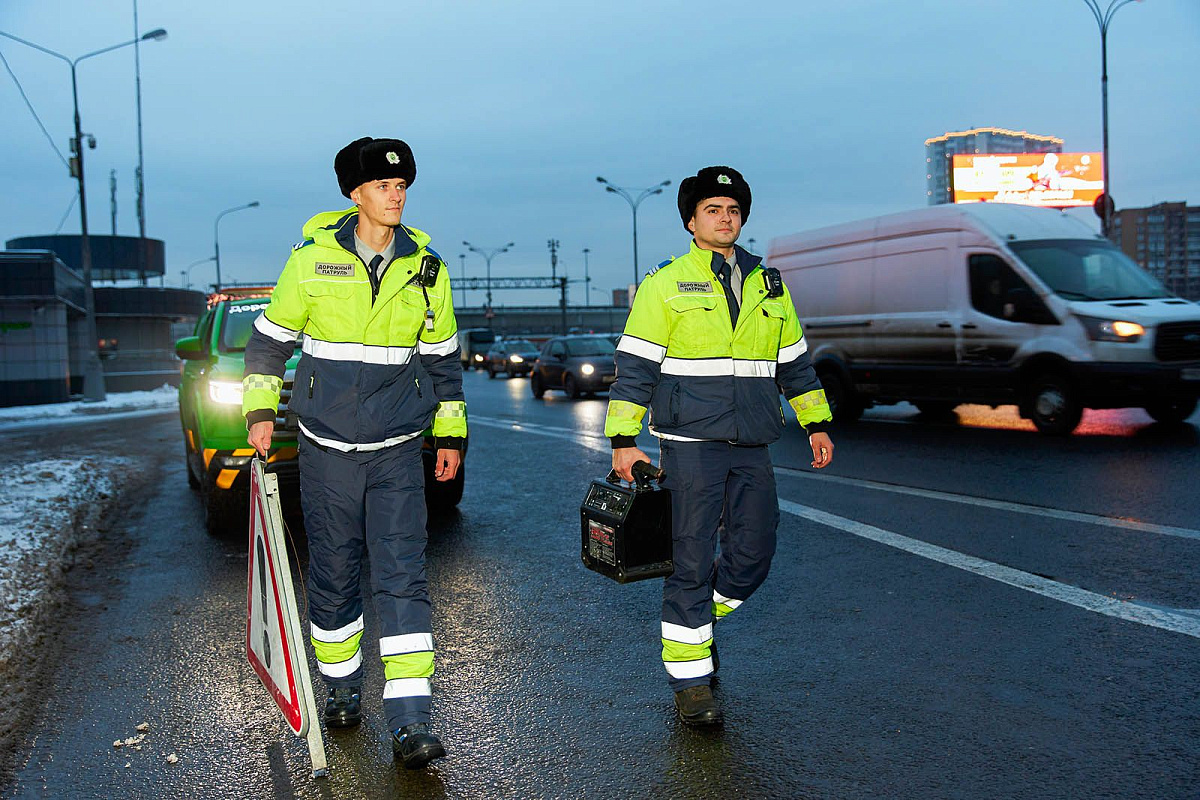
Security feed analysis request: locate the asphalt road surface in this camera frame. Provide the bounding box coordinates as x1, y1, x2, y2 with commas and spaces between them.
3, 373, 1198, 799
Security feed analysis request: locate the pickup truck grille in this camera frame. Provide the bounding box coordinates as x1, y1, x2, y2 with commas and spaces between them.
1155, 322, 1200, 362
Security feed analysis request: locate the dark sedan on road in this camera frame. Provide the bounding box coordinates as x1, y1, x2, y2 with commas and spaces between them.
485, 339, 539, 378
531, 335, 617, 399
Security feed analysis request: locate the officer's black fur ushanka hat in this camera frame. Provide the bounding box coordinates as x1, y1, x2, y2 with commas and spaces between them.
335, 137, 416, 198
677, 166, 752, 231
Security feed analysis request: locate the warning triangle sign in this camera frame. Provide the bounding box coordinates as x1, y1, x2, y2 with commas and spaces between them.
246, 458, 327, 776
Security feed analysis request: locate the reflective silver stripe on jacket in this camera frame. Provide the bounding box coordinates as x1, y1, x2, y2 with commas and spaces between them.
299, 421, 424, 452
254, 313, 300, 343
417, 333, 459, 357
302, 334, 415, 365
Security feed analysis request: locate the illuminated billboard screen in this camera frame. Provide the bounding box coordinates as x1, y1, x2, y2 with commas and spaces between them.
951, 152, 1103, 207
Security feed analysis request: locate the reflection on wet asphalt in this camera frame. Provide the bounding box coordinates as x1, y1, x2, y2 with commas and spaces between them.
3, 374, 1199, 799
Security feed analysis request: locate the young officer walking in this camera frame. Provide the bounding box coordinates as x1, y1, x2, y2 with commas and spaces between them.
605, 166, 834, 726
242, 137, 465, 768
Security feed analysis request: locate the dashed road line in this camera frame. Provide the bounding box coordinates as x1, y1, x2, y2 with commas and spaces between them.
474, 413, 1199, 639
778, 499, 1200, 641
775, 466, 1200, 542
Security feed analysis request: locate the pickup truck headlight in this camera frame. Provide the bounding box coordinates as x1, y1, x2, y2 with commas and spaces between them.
510, 354, 524, 364
1077, 315, 1145, 343
208, 380, 244, 405
581, 363, 595, 376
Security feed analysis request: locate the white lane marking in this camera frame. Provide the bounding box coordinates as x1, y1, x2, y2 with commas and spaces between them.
472, 416, 610, 454
779, 499, 1200, 641
775, 466, 1200, 542
472, 413, 1200, 638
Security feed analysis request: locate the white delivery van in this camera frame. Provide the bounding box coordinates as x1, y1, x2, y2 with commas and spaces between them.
768, 204, 1200, 435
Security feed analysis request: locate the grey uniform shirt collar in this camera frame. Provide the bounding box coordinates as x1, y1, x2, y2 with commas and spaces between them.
354, 231, 395, 280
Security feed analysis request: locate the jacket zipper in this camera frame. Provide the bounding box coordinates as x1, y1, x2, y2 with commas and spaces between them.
414, 377, 422, 398
308, 374, 314, 399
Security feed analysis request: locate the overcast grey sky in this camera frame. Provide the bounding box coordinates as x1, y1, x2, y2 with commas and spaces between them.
2, 1, 1198, 306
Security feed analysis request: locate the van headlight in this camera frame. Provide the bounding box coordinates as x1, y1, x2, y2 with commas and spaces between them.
1077, 316, 1145, 343
208, 380, 244, 405
581, 363, 595, 375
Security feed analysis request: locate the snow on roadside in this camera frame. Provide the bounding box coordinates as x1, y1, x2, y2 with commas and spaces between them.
0, 457, 134, 674
0, 386, 178, 429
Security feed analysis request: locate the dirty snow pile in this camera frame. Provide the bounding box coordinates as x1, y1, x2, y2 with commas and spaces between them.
0, 385, 178, 428
0, 457, 132, 672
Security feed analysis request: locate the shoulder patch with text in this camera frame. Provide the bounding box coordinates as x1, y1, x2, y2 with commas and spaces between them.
314, 262, 355, 277
676, 281, 713, 294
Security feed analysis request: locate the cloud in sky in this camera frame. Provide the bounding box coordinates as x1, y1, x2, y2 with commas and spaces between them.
1, 0, 1197, 304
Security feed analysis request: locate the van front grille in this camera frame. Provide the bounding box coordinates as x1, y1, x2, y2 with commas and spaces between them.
1154, 322, 1200, 362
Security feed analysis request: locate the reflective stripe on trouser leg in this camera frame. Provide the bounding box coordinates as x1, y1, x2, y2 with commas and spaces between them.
300, 437, 368, 686
659, 440, 730, 690
363, 438, 435, 730
713, 444, 779, 617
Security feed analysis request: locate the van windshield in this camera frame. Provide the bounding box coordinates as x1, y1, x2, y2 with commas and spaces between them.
1008, 239, 1170, 301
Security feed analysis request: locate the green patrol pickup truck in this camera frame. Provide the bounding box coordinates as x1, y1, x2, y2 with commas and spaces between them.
176, 288, 466, 536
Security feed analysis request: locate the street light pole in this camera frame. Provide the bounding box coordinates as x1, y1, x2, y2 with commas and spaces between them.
1083, 0, 1139, 237
582, 247, 591, 307
458, 253, 467, 303
0, 27, 167, 401
181, 256, 216, 290
463, 240, 513, 322
596, 176, 671, 288
214, 201, 260, 289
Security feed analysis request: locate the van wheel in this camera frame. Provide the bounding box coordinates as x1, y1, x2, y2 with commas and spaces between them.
915, 401, 958, 420
818, 369, 863, 423
1144, 397, 1198, 425
564, 374, 581, 399
1025, 373, 1082, 436
531, 372, 546, 399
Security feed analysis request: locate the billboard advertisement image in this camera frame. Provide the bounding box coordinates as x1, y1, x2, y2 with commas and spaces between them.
951, 152, 1103, 207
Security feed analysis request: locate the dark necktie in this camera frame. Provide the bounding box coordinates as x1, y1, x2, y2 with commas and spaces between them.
718, 261, 739, 327
368, 254, 384, 280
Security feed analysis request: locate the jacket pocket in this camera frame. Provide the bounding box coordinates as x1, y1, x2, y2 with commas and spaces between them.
754, 300, 787, 357
666, 293, 721, 354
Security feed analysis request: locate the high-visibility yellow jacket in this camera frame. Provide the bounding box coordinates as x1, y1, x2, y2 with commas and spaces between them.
605, 241, 830, 446
242, 208, 466, 451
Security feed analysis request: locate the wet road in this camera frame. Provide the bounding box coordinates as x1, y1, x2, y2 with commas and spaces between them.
3, 375, 1199, 799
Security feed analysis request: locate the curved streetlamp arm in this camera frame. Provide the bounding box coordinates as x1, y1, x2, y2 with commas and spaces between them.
0, 31, 70, 64
75, 37, 143, 66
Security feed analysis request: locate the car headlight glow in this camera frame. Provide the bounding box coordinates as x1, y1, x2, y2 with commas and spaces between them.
581, 363, 595, 376
474, 353, 484, 361
510, 354, 524, 363
1078, 315, 1145, 342
208, 380, 244, 405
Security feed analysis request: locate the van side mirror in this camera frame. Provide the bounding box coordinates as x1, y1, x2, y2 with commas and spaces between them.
175, 336, 206, 360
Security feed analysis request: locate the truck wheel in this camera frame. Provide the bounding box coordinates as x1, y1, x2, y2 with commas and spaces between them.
425, 461, 465, 513
818, 368, 863, 423
1025, 373, 1082, 436
201, 475, 247, 538
185, 444, 200, 490
1144, 397, 1198, 425
915, 401, 958, 420
564, 374, 581, 399
531, 372, 546, 399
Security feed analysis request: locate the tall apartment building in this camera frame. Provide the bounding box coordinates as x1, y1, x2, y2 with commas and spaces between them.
1111, 202, 1200, 301
926, 127, 1063, 205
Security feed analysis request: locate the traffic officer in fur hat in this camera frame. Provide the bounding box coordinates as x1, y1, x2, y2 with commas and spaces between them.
242, 137, 465, 768
605, 166, 834, 726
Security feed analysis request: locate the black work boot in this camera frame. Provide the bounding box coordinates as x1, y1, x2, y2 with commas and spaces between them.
324, 686, 362, 728
674, 685, 723, 727
391, 723, 446, 769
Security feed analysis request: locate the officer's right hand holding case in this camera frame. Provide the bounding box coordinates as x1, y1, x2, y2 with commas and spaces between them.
612, 446, 652, 483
